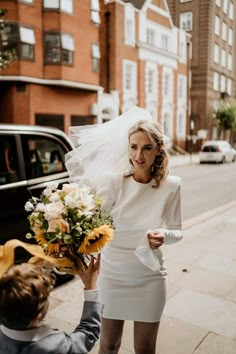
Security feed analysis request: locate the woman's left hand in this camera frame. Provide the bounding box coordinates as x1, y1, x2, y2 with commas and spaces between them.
147, 230, 165, 250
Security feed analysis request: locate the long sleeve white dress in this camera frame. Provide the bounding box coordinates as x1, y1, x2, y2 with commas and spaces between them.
96, 172, 183, 322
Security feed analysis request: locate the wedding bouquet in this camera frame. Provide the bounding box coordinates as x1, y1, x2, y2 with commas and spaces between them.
24, 182, 114, 271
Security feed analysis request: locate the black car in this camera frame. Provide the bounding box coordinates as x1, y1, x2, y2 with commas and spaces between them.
0, 124, 74, 284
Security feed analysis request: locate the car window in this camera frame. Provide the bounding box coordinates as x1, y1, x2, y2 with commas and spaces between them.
22, 135, 68, 179
202, 145, 218, 152
0, 136, 20, 185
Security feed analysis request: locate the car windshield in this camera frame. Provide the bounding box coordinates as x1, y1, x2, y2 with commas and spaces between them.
202, 145, 219, 152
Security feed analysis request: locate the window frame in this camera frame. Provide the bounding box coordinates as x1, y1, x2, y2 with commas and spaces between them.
44, 31, 74, 66
179, 12, 193, 31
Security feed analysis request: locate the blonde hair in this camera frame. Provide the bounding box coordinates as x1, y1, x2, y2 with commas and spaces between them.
128, 119, 169, 188
0, 263, 55, 329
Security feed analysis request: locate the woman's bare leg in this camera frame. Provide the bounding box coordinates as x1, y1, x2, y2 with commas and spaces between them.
98, 318, 125, 354
133, 321, 160, 354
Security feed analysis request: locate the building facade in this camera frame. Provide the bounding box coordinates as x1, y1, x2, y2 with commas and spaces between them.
0, 0, 191, 149
167, 0, 236, 140
99, 0, 191, 148
0, 0, 102, 133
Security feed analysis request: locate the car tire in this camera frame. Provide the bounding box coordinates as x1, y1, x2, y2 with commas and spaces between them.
221, 156, 226, 164
232, 155, 236, 162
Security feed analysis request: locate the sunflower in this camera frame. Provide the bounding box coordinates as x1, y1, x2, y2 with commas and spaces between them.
34, 232, 60, 255
78, 224, 114, 254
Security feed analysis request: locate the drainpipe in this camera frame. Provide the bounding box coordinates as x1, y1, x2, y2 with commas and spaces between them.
105, 11, 110, 93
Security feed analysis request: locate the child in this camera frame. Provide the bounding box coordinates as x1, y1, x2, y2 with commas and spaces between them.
0, 255, 103, 354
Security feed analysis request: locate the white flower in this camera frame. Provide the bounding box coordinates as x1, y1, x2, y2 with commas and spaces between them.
62, 183, 80, 194
64, 189, 95, 210
25, 201, 34, 212
43, 183, 59, 197
35, 203, 46, 213
49, 191, 61, 202
48, 182, 59, 191
44, 201, 65, 220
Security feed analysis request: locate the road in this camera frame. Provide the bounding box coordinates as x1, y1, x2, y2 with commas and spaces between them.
170, 161, 236, 221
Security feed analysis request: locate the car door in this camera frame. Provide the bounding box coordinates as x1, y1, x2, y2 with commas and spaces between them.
0, 133, 31, 251
0, 130, 72, 262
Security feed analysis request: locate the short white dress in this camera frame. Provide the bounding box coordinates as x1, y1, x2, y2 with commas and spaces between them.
96, 173, 183, 322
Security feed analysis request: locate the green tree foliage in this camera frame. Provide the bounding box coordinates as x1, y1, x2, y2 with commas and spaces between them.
215, 101, 236, 131
0, 9, 16, 70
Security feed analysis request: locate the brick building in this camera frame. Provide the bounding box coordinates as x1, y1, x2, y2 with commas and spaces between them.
0, 0, 102, 133
0, 0, 191, 148
99, 0, 191, 148
167, 0, 236, 140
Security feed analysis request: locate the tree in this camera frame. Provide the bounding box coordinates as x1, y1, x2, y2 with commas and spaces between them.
215, 101, 236, 141
0, 9, 16, 70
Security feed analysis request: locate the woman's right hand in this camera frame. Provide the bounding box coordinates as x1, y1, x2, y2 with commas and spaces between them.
76, 254, 101, 290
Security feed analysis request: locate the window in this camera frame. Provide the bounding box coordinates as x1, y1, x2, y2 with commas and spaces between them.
215, 16, 220, 35
43, 0, 73, 14
228, 28, 233, 45
229, 2, 234, 20
91, 43, 100, 72
222, 22, 227, 41
161, 34, 169, 51
123, 60, 136, 93
124, 5, 135, 45
180, 0, 192, 2
227, 78, 232, 95
214, 44, 219, 63
177, 113, 185, 137
228, 53, 232, 71
23, 135, 67, 179
147, 69, 155, 94
19, 0, 33, 3
180, 12, 193, 31
1, 23, 35, 61
221, 49, 226, 67
216, 0, 221, 7
221, 75, 226, 92
178, 75, 186, 101
0, 136, 20, 185
146, 28, 155, 46
179, 41, 186, 63
91, 0, 100, 24
213, 72, 219, 91
44, 32, 74, 65
223, 0, 228, 14
164, 74, 170, 97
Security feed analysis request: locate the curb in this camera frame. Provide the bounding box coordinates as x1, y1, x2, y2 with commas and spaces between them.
183, 199, 236, 230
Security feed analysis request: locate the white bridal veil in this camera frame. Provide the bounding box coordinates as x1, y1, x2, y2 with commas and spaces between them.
65, 106, 153, 190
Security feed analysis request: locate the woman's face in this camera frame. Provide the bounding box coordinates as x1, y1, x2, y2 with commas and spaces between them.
129, 131, 159, 174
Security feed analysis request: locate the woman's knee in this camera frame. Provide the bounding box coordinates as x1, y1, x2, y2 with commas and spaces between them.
99, 318, 124, 354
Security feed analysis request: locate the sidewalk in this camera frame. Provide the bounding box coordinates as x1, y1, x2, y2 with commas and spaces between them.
45, 154, 236, 354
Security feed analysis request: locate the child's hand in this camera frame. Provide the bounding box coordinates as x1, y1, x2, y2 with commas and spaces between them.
77, 254, 101, 290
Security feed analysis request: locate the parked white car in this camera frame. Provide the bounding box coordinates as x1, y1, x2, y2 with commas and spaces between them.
199, 140, 236, 163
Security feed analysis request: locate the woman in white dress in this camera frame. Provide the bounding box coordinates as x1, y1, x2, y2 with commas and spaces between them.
65, 107, 183, 354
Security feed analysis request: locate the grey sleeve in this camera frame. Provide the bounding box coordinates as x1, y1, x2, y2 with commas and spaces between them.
26, 301, 104, 354
69, 301, 104, 353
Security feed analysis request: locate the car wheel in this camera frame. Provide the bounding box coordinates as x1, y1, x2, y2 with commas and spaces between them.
232, 155, 236, 162
221, 156, 226, 164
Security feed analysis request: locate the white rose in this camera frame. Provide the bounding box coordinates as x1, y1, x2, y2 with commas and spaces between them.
49, 192, 61, 202
44, 201, 65, 220
25, 201, 34, 212
64, 190, 94, 210
35, 203, 46, 213
62, 183, 80, 194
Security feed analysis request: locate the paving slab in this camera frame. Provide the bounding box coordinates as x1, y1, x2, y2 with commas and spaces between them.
165, 289, 236, 338
194, 332, 236, 354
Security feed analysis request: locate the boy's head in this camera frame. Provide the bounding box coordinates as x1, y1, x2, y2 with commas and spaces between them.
0, 263, 55, 330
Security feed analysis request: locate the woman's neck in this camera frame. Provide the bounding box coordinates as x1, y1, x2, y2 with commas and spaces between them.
132, 172, 152, 184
